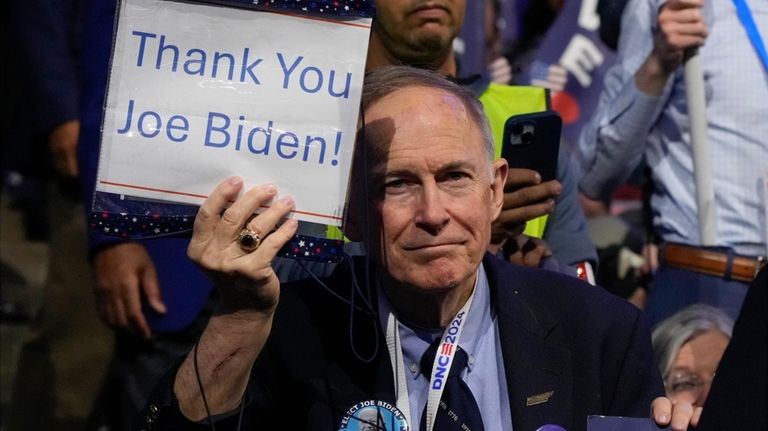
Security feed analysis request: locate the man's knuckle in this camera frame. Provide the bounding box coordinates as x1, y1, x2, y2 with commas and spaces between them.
196, 206, 215, 222
220, 208, 242, 227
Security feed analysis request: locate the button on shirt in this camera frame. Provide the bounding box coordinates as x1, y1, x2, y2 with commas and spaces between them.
577, 0, 768, 256
378, 264, 513, 431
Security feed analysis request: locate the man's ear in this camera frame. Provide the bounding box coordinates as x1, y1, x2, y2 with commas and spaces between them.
490, 158, 508, 220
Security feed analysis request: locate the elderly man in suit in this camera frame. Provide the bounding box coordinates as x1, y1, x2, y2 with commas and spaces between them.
140, 66, 697, 431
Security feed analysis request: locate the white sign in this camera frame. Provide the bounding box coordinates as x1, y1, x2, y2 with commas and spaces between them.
96, 0, 371, 226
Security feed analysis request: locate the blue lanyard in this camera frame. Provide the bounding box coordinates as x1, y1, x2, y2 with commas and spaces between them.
732, 0, 768, 74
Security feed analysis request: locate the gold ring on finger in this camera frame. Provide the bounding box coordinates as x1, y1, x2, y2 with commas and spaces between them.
238, 228, 261, 253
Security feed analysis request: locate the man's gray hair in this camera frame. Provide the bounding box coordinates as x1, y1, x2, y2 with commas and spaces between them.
651, 304, 734, 379
361, 66, 496, 164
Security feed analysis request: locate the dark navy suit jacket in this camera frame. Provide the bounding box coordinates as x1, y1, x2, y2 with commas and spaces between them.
141, 254, 663, 431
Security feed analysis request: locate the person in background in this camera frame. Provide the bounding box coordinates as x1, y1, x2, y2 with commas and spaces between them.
5, 0, 114, 429
651, 304, 733, 408
577, 0, 768, 325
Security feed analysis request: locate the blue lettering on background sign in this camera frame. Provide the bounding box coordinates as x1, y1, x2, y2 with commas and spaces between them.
201, 111, 343, 166
115, 99, 344, 168
117, 99, 190, 143
277, 52, 352, 99
127, 31, 356, 100
129, 31, 263, 85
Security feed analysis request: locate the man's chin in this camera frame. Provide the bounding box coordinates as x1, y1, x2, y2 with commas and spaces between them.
400, 277, 461, 296
399, 263, 470, 292
403, 34, 452, 60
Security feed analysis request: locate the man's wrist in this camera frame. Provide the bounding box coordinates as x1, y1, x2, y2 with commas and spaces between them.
635, 52, 674, 96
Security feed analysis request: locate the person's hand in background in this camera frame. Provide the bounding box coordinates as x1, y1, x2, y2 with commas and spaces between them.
491, 168, 561, 245
93, 242, 167, 339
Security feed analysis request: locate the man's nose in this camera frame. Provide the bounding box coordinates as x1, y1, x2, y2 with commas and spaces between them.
414, 183, 449, 234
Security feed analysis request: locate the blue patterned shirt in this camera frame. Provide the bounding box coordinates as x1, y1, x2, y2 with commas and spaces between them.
577, 0, 768, 256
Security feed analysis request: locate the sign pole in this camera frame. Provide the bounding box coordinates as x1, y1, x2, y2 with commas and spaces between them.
684, 48, 717, 246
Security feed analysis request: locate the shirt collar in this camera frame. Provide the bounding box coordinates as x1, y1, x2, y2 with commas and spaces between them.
378, 263, 494, 379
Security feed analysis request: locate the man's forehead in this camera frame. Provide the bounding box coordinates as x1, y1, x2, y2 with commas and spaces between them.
362, 85, 474, 152
364, 85, 469, 122
360, 96, 486, 182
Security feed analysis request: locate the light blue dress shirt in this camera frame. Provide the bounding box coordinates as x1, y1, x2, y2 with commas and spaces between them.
577, 0, 768, 257
378, 264, 513, 431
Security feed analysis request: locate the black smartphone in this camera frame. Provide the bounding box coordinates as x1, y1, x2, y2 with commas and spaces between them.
501, 111, 561, 183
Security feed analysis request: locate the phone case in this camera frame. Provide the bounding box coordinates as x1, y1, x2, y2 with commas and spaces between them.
501, 111, 562, 182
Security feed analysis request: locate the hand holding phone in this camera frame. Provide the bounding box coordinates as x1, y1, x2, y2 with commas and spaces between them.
490, 169, 562, 244
491, 111, 563, 245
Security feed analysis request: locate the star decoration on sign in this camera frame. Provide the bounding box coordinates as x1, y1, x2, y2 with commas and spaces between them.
89, 206, 343, 263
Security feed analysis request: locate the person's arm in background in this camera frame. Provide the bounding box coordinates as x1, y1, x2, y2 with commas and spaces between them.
577, 0, 707, 201
493, 157, 598, 280
541, 153, 598, 273
77, 0, 166, 339
577, 0, 659, 200
635, 0, 708, 96
15, 0, 84, 179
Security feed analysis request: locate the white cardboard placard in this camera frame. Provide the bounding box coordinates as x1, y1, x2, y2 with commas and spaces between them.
96, 0, 371, 226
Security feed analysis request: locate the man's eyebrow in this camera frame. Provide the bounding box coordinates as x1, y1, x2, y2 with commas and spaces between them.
436, 160, 474, 173
371, 160, 476, 178
375, 168, 413, 178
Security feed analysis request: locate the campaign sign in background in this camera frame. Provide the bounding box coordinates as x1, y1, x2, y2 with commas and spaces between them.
96, 0, 371, 226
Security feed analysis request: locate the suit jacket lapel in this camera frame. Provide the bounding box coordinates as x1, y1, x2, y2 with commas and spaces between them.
324, 259, 397, 421
484, 255, 574, 430
325, 345, 397, 420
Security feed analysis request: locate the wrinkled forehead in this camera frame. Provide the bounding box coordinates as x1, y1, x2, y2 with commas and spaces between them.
362, 85, 478, 160
365, 85, 470, 125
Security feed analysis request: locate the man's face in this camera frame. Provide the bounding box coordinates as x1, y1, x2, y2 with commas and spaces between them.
361, 86, 505, 294
372, 0, 466, 65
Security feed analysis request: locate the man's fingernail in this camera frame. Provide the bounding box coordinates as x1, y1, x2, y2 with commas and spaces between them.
228, 176, 243, 186
264, 183, 277, 194
279, 196, 295, 206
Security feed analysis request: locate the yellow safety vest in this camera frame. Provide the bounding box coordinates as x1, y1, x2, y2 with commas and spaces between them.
479, 83, 550, 239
